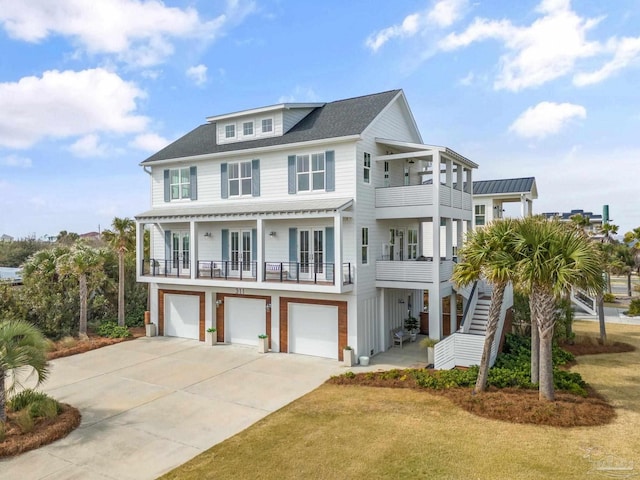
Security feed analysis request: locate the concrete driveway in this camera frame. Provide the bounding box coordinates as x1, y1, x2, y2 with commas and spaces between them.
1, 337, 343, 480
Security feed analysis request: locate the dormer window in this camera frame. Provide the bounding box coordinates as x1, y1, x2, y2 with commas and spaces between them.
261, 118, 273, 133
243, 121, 254, 136
225, 124, 236, 138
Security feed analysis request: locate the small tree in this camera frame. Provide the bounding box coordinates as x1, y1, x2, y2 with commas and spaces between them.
0, 320, 49, 422
57, 243, 106, 337
102, 218, 136, 327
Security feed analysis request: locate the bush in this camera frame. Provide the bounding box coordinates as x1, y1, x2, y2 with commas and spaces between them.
627, 298, 640, 317
14, 409, 35, 433
9, 389, 52, 411
59, 336, 78, 349
487, 368, 533, 389
603, 293, 616, 303
413, 367, 477, 389
0, 421, 5, 442
29, 397, 61, 419
96, 321, 131, 338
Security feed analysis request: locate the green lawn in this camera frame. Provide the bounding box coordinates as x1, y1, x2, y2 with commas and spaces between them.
162, 321, 640, 480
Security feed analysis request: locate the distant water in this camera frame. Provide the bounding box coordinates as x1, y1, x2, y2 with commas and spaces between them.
0, 266, 22, 280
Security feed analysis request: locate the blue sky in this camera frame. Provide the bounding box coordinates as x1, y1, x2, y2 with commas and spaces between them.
1, 0, 639, 238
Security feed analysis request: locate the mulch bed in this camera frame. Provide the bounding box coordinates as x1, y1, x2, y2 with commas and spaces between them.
0, 404, 82, 458
46, 326, 146, 360
328, 339, 629, 428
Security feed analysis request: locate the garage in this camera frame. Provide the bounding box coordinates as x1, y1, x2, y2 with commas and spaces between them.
164, 293, 200, 339
289, 303, 339, 359
225, 297, 266, 346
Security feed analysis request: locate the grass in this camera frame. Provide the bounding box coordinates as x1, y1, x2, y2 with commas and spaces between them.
162, 321, 640, 480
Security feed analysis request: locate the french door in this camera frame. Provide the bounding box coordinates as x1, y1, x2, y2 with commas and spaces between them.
230, 231, 252, 273
172, 231, 190, 270
299, 229, 324, 279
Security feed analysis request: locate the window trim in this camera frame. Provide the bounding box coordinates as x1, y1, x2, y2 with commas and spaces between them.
475, 204, 486, 226
296, 152, 325, 192
361, 227, 369, 265
261, 118, 273, 133
170, 167, 191, 200
363, 152, 371, 184
228, 160, 253, 197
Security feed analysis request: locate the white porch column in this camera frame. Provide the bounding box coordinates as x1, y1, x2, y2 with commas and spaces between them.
378, 288, 387, 352
430, 151, 442, 339
445, 218, 453, 259
450, 293, 457, 334
136, 221, 143, 279
190, 220, 198, 280
334, 213, 343, 286
257, 217, 264, 281
456, 162, 463, 190
521, 194, 526, 217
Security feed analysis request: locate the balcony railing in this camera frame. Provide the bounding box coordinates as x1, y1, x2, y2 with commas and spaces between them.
263, 262, 353, 285
141, 258, 354, 286
376, 258, 455, 284
197, 260, 258, 280
141, 259, 191, 278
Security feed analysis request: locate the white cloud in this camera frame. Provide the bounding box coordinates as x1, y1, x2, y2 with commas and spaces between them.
509, 101, 586, 139
366, 0, 468, 52
130, 133, 171, 152
574, 36, 640, 86
186, 64, 208, 86
0, 154, 32, 168
440, 0, 602, 91
0, 68, 148, 149
278, 86, 320, 103
0, 0, 257, 67
69, 134, 108, 158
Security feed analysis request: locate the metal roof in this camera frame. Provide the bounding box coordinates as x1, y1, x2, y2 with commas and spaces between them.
136, 198, 353, 220
473, 177, 536, 196
141, 90, 402, 164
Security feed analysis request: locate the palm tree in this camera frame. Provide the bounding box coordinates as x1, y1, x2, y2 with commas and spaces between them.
514, 218, 604, 401
569, 213, 591, 233
102, 218, 136, 327
0, 319, 49, 421
452, 218, 518, 393
56, 243, 106, 337
599, 223, 619, 243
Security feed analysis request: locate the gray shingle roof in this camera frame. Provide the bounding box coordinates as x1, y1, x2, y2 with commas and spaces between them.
473, 177, 536, 195
142, 90, 402, 164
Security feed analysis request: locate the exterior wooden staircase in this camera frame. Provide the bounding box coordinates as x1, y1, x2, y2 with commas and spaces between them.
434, 281, 512, 370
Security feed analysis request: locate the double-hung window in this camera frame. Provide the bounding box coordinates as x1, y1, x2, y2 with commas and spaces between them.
225, 124, 235, 138
243, 122, 253, 136
228, 161, 252, 197
296, 153, 325, 191
261, 118, 273, 133
364, 152, 371, 184
475, 205, 486, 226
361, 227, 369, 264
170, 168, 191, 200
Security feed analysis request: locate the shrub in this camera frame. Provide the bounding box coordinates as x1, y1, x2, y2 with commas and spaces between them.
0, 420, 5, 442
553, 370, 587, 397
603, 293, 616, 303
29, 397, 61, 419
487, 368, 533, 389
96, 321, 132, 338
627, 298, 640, 317
9, 389, 51, 411
14, 409, 35, 433
59, 336, 78, 349
343, 371, 356, 379
413, 367, 477, 389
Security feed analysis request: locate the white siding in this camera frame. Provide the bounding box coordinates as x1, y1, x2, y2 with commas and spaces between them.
283, 108, 314, 133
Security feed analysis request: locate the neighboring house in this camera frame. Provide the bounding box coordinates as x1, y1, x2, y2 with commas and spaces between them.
541, 209, 604, 235
136, 89, 507, 366
0, 234, 14, 242
472, 177, 538, 228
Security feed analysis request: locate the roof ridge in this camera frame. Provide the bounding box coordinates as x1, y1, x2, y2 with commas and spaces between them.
326, 89, 401, 105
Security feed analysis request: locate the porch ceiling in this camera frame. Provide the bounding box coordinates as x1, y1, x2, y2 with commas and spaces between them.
135, 197, 353, 221
375, 138, 478, 169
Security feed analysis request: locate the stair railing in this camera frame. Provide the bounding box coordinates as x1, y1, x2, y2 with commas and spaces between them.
458, 280, 478, 333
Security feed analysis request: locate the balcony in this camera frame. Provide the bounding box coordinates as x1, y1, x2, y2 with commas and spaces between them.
141, 259, 354, 286
375, 258, 454, 286
375, 184, 471, 219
